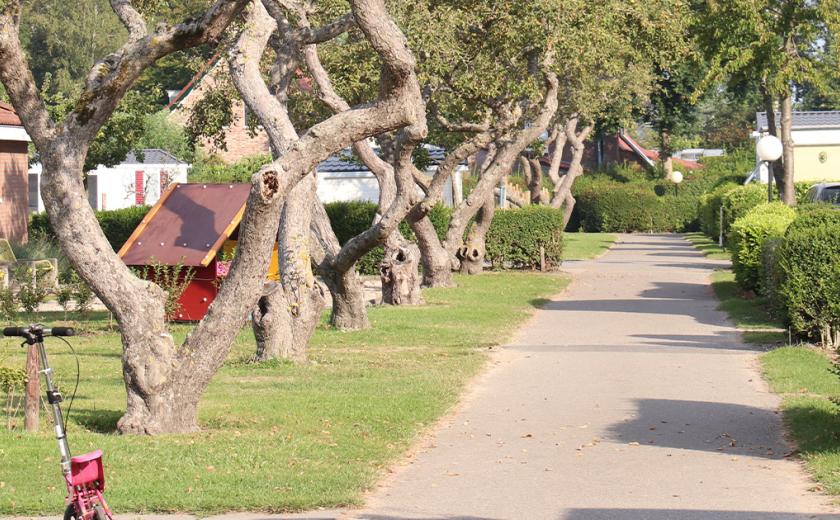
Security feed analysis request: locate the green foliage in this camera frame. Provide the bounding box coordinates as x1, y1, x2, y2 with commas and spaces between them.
185, 88, 234, 151
133, 260, 196, 321
39, 75, 158, 171
0, 366, 25, 394
698, 183, 739, 238
30, 206, 150, 252
776, 214, 840, 345
720, 184, 767, 239
788, 205, 840, 236
0, 284, 16, 321
11, 264, 50, 314
322, 201, 452, 276
190, 154, 272, 184
56, 270, 95, 316
485, 207, 564, 270
728, 203, 796, 294
572, 179, 700, 233
138, 111, 195, 163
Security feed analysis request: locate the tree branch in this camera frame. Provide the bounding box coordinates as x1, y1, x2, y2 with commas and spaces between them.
110, 0, 148, 41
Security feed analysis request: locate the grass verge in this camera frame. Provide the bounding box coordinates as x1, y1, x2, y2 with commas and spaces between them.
682, 232, 729, 260
710, 270, 786, 345
762, 346, 840, 495
0, 272, 567, 515
563, 232, 616, 260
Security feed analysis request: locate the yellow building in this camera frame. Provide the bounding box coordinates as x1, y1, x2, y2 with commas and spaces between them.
756, 111, 840, 182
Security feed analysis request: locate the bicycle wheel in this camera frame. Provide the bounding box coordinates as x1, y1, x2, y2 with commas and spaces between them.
63, 504, 78, 520
93, 504, 108, 520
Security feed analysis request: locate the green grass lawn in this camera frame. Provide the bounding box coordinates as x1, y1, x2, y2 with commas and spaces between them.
0, 272, 567, 515
562, 232, 616, 260
762, 346, 840, 495
682, 232, 730, 261
710, 270, 787, 344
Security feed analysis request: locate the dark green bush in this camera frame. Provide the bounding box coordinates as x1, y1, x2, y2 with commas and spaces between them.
698, 183, 738, 239
30, 205, 150, 252
776, 216, 840, 345
729, 203, 796, 294
485, 206, 564, 270
323, 201, 453, 275
787, 204, 840, 236
760, 237, 785, 317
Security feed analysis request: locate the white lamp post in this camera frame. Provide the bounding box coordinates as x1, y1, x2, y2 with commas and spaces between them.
671, 170, 684, 196
756, 135, 783, 202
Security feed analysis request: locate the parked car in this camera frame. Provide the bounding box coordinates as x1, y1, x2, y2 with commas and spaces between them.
805, 183, 840, 205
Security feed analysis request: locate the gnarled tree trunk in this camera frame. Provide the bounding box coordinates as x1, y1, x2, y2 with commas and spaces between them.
381, 231, 424, 305
410, 213, 454, 288
458, 190, 495, 274
780, 87, 796, 206
252, 174, 326, 362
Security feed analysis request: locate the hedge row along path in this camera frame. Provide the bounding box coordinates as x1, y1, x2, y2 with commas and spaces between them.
353, 234, 837, 519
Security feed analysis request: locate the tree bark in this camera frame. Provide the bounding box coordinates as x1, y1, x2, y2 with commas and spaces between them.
458, 190, 496, 274
309, 200, 370, 330
409, 214, 454, 288
0, 0, 423, 434
252, 174, 325, 363
24, 345, 39, 432
550, 117, 593, 228
762, 88, 784, 193
528, 158, 544, 205
780, 90, 796, 206
661, 129, 673, 179
380, 232, 424, 305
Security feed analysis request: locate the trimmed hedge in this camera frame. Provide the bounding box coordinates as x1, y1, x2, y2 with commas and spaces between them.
323, 201, 452, 275
729, 203, 796, 294
572, 180, 700, 233
30, 206, 150, 252
720, 184, 767, 240
776, 212, 840, 344
698, 183, 738, 239
485, 206, 564, 270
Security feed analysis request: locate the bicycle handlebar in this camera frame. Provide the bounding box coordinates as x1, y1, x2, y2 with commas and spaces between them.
3, 326, 75, 338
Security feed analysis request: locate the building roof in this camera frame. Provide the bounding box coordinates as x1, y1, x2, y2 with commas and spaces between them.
317, 145, 454, 174
123, 149, 188, 165
0, 102, 22, 126
618, 133, 703, 171
757, 111, 840, 132
119, 183, 251, 267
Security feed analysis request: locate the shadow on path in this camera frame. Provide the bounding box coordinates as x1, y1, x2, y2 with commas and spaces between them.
562, 509, 840, 520
606, 399, 790, 459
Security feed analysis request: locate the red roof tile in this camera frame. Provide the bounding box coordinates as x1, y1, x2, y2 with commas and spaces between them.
0, 102, 23, 126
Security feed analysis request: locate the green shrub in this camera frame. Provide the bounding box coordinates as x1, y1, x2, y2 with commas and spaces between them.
729, 203, 796, 294
721, 184, 767, 239
760, 237, 785, 316
485, 206, 564, 270
190, 154, 272, 183
30, 206, 150, 252
575, 182, 661, 232
776, 217, 840, 346
787, 204, 840, 236
323, 201, 453, 275
698, 183, 738, 239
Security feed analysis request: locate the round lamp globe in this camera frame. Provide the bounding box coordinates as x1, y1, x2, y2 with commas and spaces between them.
671, 171, 684, 184
756, 135, 783, 162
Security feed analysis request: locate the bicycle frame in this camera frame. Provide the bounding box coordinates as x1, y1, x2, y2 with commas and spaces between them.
20, 327, 113, 520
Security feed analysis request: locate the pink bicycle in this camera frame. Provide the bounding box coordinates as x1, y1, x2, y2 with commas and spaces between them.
4, 325, 114, 520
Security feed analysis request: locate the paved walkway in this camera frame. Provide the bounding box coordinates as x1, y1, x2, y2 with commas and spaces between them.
353, 234, 839, 519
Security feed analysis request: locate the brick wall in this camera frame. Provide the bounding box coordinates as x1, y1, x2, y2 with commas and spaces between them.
168, 65, 271, 164
0, 140, 28, 243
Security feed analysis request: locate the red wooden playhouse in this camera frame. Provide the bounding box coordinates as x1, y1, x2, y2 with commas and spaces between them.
119, 183, 279, 321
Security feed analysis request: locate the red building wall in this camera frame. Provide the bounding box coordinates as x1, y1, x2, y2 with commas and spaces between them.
0, 140, 29, 243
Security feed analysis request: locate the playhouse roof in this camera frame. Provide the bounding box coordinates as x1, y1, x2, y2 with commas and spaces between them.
119, 183, 251, 267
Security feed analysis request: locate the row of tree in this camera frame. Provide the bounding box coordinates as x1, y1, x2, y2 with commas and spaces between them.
0, 0, 837, 435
